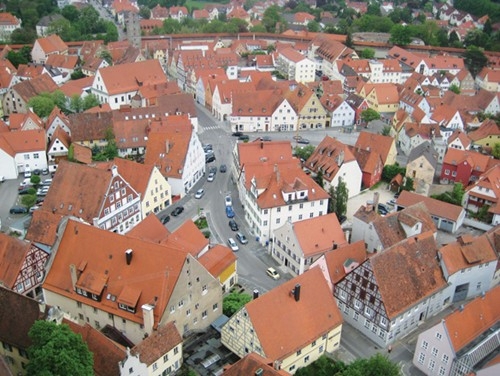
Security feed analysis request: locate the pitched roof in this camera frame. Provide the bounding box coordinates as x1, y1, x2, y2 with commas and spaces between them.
162, 220, 209, 257
237, 140, 294, 167
408, 141, 439, 170
244, 267, 343, 361
323, 240, 367, 284
45, 54, 79, 70
198, 245, 237, 279
443, 285, 500, 352
0, 233, 31, 288
72, 143, 93, 164
130, 321, 181, 366
468, 119, 500, 142
43, 219, 189, 326
279, 47, 308, 63
11, 73, 58, 102
25, 210, 65, 247
222, 353, 288, 376
0, 286, 46, 350
293, 213, 347, 257
396, 190, 464, 222
370, 232, 446, 319
0, 128, 46, 156
123, 212, 170, 243
65, 320, 125, 376
443, 148, 493, 173
97, 60, 167, 95
439, 233, 498, 275
68, 111, 113, 142
35, 34, 68, 55
355, 131, 394, 165
372, 203, 437, 249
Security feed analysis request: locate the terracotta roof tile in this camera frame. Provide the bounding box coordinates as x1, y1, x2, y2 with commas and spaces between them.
0, 286, 47, 350
439, 233, 497, 275
25, 210, 65, 246
65, 320, 125, 376
370, 232, 446, 319
11, 73, 58, 102
43, 219, 188, 326
130, 321, 181, 366
468, 119, 500, 142
0, 233, 31, 288
244, 267, 343, 360
198, 245, 237, 278
443, 148, 493, 173
72, 143, 93, 164
444, 286, 500, 352
68, 111, 113, 142
293, 213, 348, 257
396, 190, 464, 222
355, 131, 395, 165
36, 34, 68, 55
45, 54, 78, 70
58, 76, 94, 97
323, 240, 367, 284
0, 128, 46, 155
125, 213, 170, 243
222, 353, 288, 376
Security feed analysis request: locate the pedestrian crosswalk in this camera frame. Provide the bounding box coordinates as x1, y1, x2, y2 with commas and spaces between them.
198, 124, 224, 133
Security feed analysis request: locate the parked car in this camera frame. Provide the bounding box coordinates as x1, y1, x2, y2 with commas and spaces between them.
29, 205, 40, 213
203, 144, 213, 152
293, 135, 303, 141
386, 199, 396, 206
24, 169, 31, 178
209, 166, 217, 175
259, 136, 272, 141
238, 134, 249, 141
377, 203, 389, 215
33, 169, 41, 175
207, 172, 215, 182
42, 179, 53, 186
205, 154, 216, 163
232, 131, 243, 137
225, 195, 232, 207
266, 267, 280, 280
10, 206, 28, 214
41, 168, 49, 175
194, 189, 205, 199
297, 138, 310, 144
18, 187, 33, 195
236, 232, 248, 244
161, 215, 170, 224
228, 219, 238, 231
171, 206, 184, 217
227, 238, 239, 252
219, 164, 227, 173
225, 205, 235, 218
0, 176, 5, 183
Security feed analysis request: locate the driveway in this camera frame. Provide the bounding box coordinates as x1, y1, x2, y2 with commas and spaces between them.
346, 184, 395, 221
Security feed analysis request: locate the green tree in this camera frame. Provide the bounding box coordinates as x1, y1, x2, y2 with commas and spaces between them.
380, 125, 392, 136
262, 5, 283, 32
314, 170, 324, 188
82, 94, 100, 111
62, 5, 80, 22
361, 108, 380, 123
329, 178, 349, 218
402, 176, 415, 192
464, 46, 488, 78
345, 353, 400, 376
293, 145, 315, 161
307, 20, 321, 32
6, 49, 29, 68
70, 95, 83, 113
21, 194, 37, 208
27, 321, 93, 376
71, 69, 85, 80
449, 84, 461, 94
382, 163, 406, 182
30, 175, 41, 186
493, 143, 500, 159
139, 6, 151, 19
223, 292, 252, 316
360, 48, 375, 59
28, 94, 56, 118
296, 355, 346, 376
431, 183, 465, 205
99, 50, 113, 65
10, 28, 37, 44
390, 24, 412, 45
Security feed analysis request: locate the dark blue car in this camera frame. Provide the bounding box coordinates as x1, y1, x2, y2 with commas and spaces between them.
226, 206, 235, 218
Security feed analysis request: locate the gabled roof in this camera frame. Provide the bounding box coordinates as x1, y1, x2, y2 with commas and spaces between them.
162, 220, 209, 257
222, 352, 288, 376
72, 143, 93, 164
468, 119, 500, 142
0, 233, 31, 288
439, 233, 498, 275
237, 140, 294, 167
126, 214, 170, 243
143, 116, 193, 179
443, 148, 493, 173
293, 213, 347, 257
355, 131, 395, 165
305, 136, 357, 183
408, 141, 439, 170
43, 219, 189, 326
45, 54, 78, 70
35, 34, 68, 55
97, 60, 166, 95
9, 111, 43, 131
130, 322, 181, 366
443, 285, 500, 352
448, 129, 471, 148
65, 320, 125, 376
396, 190, 464, 222
68, 111, 113, 142
11, 73, 58, 102
39, 160, 133, 223
370, 232, 446, 319
323, 240, 367, 284
465, 165, 500, 212
244, 267, 343, 361
279, 47, 308, 63
0, 128, 46, 156
198, 245, 237, 279
348, 145, 383, 175
25, 210, 66, 247
0, 286, 47, 350
371, 203, 437, 249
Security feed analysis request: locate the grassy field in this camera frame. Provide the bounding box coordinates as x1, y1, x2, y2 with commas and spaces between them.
185, 0, 229, 10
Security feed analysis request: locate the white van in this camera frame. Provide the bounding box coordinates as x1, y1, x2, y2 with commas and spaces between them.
24, 168, 31, 178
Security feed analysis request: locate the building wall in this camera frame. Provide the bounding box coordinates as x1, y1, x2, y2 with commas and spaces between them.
444, 262, 496, 302
180, 132, 205, 194
159, 257, 222, 336
330, 102, 355, 128
119, 344, 182, 376
0, 341, 28, 376
142, 167, 172, 216
271, 100, 297, 132
298, 94, 329, 129
406, 156, 435, 186
323, 161, 362, 199
14, 150, 48, 173
0, 149, 19, 179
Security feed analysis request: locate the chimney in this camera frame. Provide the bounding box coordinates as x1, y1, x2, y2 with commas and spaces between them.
111, 165, 118, 177
69, 264, 78, 290
165, 140, 170, 154
366, 200, 374, 212
253, 289, 259, 299
125, 249, 133, 265
373, 192, 380, 209
141, 304, 154, 335
260, 141, 263, 149
293, 284, 301, 302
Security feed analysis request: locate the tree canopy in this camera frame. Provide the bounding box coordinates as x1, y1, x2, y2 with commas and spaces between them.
328, 178, 348, 218
464, 46, 488, 78
361, 108, 381, 123
27, 321, 93, 376
223, 292, 252, 317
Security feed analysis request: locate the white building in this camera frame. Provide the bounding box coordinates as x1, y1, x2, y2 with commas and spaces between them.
277, 47, 316, 84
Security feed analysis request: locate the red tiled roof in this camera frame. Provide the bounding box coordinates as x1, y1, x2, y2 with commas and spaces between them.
130, 321, 181, 366
222, 353, 288, 376
0, 233, 30, 288
396, 190, 464, 222
198, 245, 237, 279
162, 220, 209, 257
36, 34, 68, 55
323, 240, 367, 284
245, 267, 343, 361
355, 131, 395, 165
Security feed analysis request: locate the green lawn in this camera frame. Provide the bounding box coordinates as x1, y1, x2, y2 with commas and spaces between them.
185, 0, 229, 10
